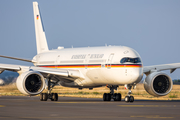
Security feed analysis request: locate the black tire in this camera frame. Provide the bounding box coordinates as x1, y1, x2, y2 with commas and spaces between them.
117, 93, 121, 101
114, 93, 117, 101
129, 96, 134, 102
55, 93, 58, 101
52, 93, 58, 101
40, 93, 43, 101
114, 93, 121, 101
51, 93, 55, 101
106, 93, 111, 101
103, 93, 107, 101
125, 96, 130, 102
43, 93, 48, 101
54, 93, 58, 101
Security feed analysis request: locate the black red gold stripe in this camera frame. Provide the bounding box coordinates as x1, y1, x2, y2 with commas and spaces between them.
38, 64, 142, 68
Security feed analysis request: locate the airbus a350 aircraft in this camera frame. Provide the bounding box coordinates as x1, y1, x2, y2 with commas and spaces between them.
1, 2, 180, 102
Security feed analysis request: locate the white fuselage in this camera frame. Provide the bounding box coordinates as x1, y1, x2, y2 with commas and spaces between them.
33, 46, 143, 88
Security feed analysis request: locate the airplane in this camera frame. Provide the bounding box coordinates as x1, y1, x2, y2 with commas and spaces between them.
0, 1, 180, 102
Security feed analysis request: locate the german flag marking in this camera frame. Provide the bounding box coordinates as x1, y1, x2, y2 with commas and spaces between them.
39, 64, 142, 69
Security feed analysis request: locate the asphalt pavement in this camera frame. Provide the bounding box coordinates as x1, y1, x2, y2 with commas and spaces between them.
0, 96, 180, 120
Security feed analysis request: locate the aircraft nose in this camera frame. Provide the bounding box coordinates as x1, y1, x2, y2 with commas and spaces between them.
130, 68, 143, 83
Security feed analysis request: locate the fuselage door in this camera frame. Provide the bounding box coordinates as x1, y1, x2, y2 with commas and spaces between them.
85, 54, 91, 69
56, 55, 60, 68
107, 53, 114, 69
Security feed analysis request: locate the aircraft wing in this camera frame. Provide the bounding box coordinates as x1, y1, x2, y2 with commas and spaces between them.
0, 55, 34, 63
143, 63, 180, 75
0, 63, 84, 82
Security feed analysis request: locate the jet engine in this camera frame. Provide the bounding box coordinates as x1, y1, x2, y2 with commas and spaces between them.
144, 72, 173, 97
16, 71, 45, 95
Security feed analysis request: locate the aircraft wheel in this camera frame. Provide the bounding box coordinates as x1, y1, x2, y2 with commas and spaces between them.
103, 93, 107, 101
114, 93, 117, 101
51, 93, 55, 101
114, 93, 121, 101
106, 93, 111, 101
40, 93, 43, 101
129, 96, 134, 102
118, 93, 122, 101
125, 96, 130, 102
43, 93, 48, 101
53, 93, 58, 101
103, 93, 111, 101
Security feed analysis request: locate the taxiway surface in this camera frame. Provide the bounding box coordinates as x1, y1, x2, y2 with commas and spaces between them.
0, 96, 180, 120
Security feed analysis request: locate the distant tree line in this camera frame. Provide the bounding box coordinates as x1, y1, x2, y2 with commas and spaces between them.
173, 79, 180, 85
0, 70, 19, 84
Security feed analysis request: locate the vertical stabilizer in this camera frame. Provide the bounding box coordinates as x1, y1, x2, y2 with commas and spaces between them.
33, 2, 49, 54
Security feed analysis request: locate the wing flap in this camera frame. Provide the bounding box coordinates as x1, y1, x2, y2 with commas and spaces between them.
0, 63, 84, 82
0, 63, 21, 72
30, 66, 69, 77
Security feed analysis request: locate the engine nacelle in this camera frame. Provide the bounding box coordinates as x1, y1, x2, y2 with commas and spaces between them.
144, 72, 173, 97
16, 71, 45, 95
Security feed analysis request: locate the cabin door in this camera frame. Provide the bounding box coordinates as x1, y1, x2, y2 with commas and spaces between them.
85, 54, 91, 69
107, 53, 114, 69
56, 55, 61, 68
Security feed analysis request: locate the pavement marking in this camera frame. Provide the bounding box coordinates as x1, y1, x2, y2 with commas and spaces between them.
118, 105, 176, 107
131, 115, 174, 119
56, 102, 177, 108
0, 116, 175, 119
0, 116, 131, 119
0, 105, 5, 107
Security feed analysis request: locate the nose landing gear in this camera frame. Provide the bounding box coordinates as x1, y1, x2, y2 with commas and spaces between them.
124, 84, 134, 102
103, 85, 121, 101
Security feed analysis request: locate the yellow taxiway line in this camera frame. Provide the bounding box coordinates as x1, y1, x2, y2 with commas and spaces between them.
118, 105, 176, 107
131, 115, 174, 119
0, 105, 5, 107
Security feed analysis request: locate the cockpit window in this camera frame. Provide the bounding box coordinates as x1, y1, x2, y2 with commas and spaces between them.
120, 57, 141, 64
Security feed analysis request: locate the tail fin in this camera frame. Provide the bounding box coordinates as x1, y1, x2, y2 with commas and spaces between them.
33, 2, 49, 54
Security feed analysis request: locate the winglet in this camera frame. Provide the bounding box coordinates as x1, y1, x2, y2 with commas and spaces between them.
33, 2, 49, 54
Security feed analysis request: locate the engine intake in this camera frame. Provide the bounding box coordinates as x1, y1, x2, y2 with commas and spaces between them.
144, 72, 173, 97
16, 71, 45, 95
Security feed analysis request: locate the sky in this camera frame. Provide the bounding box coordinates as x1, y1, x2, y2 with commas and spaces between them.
0, 0, 180, 79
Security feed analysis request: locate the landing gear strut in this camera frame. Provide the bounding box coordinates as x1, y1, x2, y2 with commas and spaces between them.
124, 84, 134, 102
103, 85, 121, 101
40, 78, 59, 101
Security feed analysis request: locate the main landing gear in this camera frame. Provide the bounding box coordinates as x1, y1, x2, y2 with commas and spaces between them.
40, 78, 59, 101
40, 93, 58, 101
124, 84, 134, 103
103, 85, 135, 102
103, 85, 121, 101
